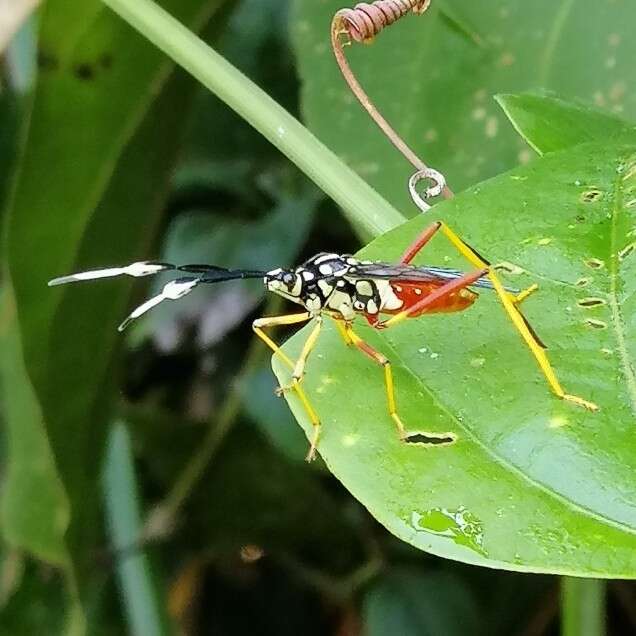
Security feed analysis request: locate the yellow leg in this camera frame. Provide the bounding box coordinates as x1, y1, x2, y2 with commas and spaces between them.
513, 283, 539, 305
277, 316, 323, 393
333, 318, 354, 346
344, 323, 457, 445
252, 312, 322, 461
438, 223, 598, 411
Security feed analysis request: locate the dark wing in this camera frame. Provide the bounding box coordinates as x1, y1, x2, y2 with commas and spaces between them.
346, 262, 518, 292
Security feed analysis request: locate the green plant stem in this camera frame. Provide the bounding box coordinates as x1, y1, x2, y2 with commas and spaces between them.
103, 422, 169, 636
561, 578, 606, 636
101, 0, 405, 239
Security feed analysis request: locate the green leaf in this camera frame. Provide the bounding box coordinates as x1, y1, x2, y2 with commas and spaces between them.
292, 0, 636, 208
1, 0, 230, 613
275, 140, 636, 576
496, 92, 635, 154
0, 299, 69, 565
363, 568, 479, 636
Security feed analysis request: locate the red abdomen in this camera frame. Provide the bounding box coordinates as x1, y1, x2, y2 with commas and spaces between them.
387, 281, 477, 316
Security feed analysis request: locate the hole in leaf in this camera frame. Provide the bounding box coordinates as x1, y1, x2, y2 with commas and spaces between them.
583, 318, 608, 330
584, 258, 605, 270
405, 432, 457, 446
577, 297, 607, 308
494, 261, 524, 275
580, 189, 603, 203
619, 242, 635, 261
622, 164, 636, 182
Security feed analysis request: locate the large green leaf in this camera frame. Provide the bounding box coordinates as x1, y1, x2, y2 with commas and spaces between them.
0, 302, 69, 566
1, 0, 229, 613
292, 0, 636, 209
497, 92, 635, 154
275, 139, 636, 576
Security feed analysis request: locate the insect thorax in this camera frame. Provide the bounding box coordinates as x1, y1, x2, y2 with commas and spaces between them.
265, 253, 402, 320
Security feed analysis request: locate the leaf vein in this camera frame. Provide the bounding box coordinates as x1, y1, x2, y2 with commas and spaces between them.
608, 169, 636, 416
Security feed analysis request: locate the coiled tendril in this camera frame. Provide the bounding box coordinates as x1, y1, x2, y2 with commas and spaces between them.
335, 1, 431, 42
331, 0, 452, 204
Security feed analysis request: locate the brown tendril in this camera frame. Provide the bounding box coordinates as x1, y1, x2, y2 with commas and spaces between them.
331, 0, 453, 200
336, 0, 431, 42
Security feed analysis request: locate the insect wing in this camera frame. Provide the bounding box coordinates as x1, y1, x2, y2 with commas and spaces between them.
346, 262, 438, 281
347, 262, 466, 284
347, 262, 514, 292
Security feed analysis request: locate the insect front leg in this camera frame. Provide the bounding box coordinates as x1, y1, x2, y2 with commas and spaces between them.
343, 323, 456, 445
275, 315, 323, 395
252, 312, 311, 368
252, 312, 323, 461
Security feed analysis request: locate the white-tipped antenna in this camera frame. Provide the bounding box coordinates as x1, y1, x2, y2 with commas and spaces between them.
48, 261, 174, 287
118, 277, 200, 331
49, 261, 266, 332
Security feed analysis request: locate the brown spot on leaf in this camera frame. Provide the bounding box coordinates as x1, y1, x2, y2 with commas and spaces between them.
580, 189, 603, 204
74, 63, 95, 81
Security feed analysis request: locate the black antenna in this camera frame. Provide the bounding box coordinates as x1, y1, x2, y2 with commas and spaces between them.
177, 264, 267, 282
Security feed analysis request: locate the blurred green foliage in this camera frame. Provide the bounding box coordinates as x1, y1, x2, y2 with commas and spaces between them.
0, 0, 635, 634
294, 0, 636, 209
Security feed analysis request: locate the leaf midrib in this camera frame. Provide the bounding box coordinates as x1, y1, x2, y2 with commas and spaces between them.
378, 328, 636, 536
608, 170, 636, 416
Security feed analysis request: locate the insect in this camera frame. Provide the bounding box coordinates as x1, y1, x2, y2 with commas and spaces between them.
50, 219, 598, 461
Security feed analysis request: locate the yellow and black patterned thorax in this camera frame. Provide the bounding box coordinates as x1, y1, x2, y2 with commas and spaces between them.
264, 252, 403, 320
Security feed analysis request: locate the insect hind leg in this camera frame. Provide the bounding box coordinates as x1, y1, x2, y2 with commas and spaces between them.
436, 222, 598, 411
399, 221, 442, 264
343, 323, 456, 445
